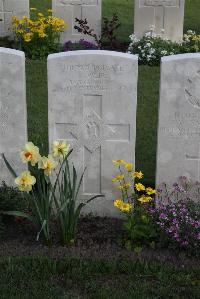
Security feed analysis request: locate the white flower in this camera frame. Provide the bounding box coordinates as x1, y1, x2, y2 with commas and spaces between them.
161, 50, 168, 56
149, 48, 155, 54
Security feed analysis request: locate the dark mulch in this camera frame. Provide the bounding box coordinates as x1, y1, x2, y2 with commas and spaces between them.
0, 217, 199, 269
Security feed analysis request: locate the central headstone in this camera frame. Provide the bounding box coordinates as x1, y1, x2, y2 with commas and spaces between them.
0, 48, 27, 185
48, 51, 138, 216
156, 53, 200, 189
134, 0, 185, 42
52, 0, 102, 43
0, 0, 29, 37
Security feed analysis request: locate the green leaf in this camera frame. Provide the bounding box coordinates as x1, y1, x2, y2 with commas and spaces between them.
1, 210, 35, 223
2, 154, 18, 178
36, 219, 47, 241
86, 194, 105, 204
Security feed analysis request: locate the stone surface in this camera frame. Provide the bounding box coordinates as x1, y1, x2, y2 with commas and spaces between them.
134, 0, 185, 42
0, 48, 27, 185
48, 50, 138, 216
52, 0, 102, 43
156, 53, 200, 190
0, 0, 29, 37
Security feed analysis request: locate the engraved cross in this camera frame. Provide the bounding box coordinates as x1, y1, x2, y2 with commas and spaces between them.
60, 0, 98, 34
186, 143, 200, 181
0, 0, 13, 35
55, 94, 130, 195
141, 0, 180, 29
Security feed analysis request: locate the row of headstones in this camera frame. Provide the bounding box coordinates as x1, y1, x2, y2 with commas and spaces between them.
1, 47, 200, 215
1, 0, 185, 42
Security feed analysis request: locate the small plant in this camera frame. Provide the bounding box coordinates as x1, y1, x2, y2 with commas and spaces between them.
74, 13, 121, 50
128, 31, 179, 66
2, 140, 103, 246
150, 178, 200, 256
181, 30, 200, 53
12, 8, 66, 59
112, 160, 157, 250
63, 39, 98, 52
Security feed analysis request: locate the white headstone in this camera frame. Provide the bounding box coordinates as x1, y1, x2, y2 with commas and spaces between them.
52, 0, 102, 43
134, 0, 185, 42
48, 50, 138, 216
0, 0, 29, 37
0, 48, 27, 185
156, 53, 200, 189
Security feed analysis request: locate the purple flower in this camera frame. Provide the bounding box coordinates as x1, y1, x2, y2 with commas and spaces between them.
159, 213, 168, 220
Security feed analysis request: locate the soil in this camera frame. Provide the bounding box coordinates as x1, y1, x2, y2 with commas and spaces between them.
0, 217, 199, 269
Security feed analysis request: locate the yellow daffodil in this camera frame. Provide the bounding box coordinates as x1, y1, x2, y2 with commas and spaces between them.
48, 9, 53, 13
38, 155, 58, 176
30, 7, 37, 11
132, 171, 143, 179
125, 163, 133, 172
15, 171, 36, 192
52, 140, 70, 158
20, 142, 41, 166
114, 198, 123, 208
137, 195, 152, 203
112, 174, 124, 182
146, 187, 156, 195
112, 159, 126, 166
135, 183, 145, 192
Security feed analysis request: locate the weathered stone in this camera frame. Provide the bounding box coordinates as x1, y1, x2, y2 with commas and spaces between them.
156, 53, 200, 189
48, 50, 138, 216
0, 0, 29, 37
0, 48, 27, 185
134, 0, 185, 42
52, 0, 102, 43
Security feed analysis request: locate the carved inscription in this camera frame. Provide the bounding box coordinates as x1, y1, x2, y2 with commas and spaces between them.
160, 110, 200, 138
54, 63, 128, 93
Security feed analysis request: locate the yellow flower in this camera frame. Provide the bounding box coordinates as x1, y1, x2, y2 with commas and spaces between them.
15, 171, 36, 192
22, 16, 29, 22
52, 140, 70, 158
30, 7, 37, 11
112, 159, 126, 166
125, 163, 133, 172
146, 187, 156, 195
38, 155, 58, 176
114, 198, 123, 208
20, 142, 41, 166
48, 9, 53, 13
38, 13, 44, 17
24, 32, 33, 42
132, 171, 143, 179
135, 183, 145, 191
137, 195, 152, 203
114, 199, 132, 212
16, 29, 24, 34
112, 174, 124, 182
120, 202, 132, 212
117, 183, 131, 190
38, 31, 47, 38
